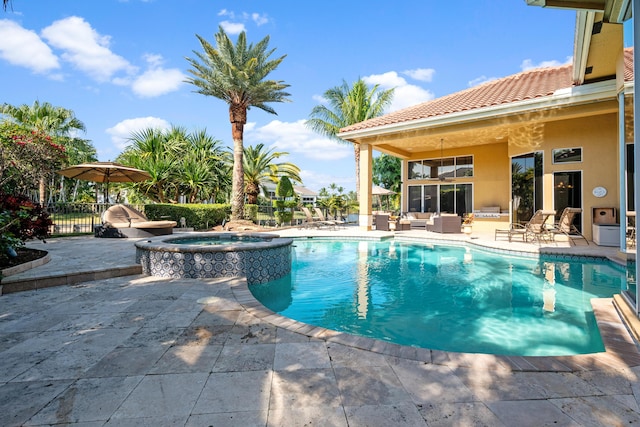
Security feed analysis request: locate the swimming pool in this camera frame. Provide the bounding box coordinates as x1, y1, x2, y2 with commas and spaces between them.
249, 239, 626, 356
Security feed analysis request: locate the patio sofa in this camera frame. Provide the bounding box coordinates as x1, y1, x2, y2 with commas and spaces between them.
95, 204, 177, 238
404, 212, 433, 230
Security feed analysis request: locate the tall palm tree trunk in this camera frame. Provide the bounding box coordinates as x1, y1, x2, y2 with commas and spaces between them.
231, 121, 245, 221
39, 177, 46, 207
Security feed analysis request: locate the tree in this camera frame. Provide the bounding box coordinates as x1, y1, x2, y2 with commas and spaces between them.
57, 137, 97, 202
273, 176, 295, 225
306, 79, 394, 199
185, 26, 290, 221
243, 143, 301, 205
373, 153, 401, 192
118, 126, 229, 204
1, 101, 86, 205
178, 129, 230, 203
0, 123, 66, 197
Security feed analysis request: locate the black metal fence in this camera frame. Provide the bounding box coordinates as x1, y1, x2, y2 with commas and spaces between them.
44, 203, 351, 235
45, 203, 144, 235
45, 203, 296, 235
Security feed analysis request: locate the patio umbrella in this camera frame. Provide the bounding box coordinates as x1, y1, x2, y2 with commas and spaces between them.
372, 185, 396, 211
57, 161, 151, 202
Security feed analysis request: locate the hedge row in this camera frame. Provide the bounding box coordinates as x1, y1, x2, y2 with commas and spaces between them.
144, 203, 231, 230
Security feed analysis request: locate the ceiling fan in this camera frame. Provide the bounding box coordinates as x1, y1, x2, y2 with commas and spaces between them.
438, 138, 452, 182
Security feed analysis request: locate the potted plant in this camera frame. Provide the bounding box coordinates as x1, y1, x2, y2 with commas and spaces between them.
462, 213, 474, 236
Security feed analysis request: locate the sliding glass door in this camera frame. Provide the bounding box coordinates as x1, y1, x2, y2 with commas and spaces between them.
553, 171, 582, 231
511, 152, 543, 224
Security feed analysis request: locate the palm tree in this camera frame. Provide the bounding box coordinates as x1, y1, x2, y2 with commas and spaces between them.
177, 129, 229, 203
185, 26, 290, 221
118, 127, 181, 203
1, 101, 86, 205
243, 143, 301, 205
118, 126, 230, 204
306, 79, 394, 199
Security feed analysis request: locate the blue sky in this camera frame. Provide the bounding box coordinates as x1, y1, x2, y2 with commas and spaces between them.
0, 1, 576, 193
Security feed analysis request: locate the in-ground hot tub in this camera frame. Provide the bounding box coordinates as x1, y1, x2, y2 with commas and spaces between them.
134, 232, 293, 285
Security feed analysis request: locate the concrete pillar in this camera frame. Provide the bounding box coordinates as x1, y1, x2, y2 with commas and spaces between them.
359, 143, 373, 230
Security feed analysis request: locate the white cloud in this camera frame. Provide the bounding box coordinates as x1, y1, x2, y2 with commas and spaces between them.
132, 68, 184, 97
468, 75, 497, 87
252, 13, 269, 26
521, 56, 572, 71
364, 71, 434, 112
0, 19, 59, 73
220, 21, 245, 35
245, 119, 353, 161
131, 54, 185, 97
403, 68, 435, 82
41, 16, 136, 82
312, 94, 326, 104
106, 116, 171, 150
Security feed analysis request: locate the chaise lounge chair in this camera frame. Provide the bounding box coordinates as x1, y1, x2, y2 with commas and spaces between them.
96, 204, 177, 238
495, 209, 555, 243
314, 207, 345, 228
548, 207, 588, 245
299, 206, 325, 229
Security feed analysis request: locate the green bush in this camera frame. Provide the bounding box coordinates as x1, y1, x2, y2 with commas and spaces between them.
244, 204, 258, 221
274, 211, 293, 224
144, 203, 231, 230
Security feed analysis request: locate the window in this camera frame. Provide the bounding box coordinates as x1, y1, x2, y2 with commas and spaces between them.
456, 156, 473, 177
408, 161, 424, 180
408, 186, 422, 212
408, 156, 474, 180
423, 185, 438, 212
407, 183, 472, 214
552, 148, 582, 164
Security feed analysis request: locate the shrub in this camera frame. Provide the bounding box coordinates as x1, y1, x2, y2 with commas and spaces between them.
144, 203, 231, 230
244, 204, 258, 221
0, 192, 52, 263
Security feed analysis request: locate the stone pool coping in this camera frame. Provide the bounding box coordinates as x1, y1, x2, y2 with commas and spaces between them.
232, 277, 640, 372
133, 231, 293, 253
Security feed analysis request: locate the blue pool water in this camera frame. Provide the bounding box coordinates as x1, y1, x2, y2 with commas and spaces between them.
249, 239, 626, 356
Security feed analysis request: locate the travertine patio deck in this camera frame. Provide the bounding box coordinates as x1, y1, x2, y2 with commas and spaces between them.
1, 229, 639, 426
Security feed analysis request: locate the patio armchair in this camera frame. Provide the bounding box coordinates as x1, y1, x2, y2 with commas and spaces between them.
97, 204, 177, 238
374, 213, 390, 231
548, 207, 588, 245
428, 214, 462, 233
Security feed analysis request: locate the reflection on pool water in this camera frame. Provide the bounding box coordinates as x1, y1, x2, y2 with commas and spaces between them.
250, 239, 626, 356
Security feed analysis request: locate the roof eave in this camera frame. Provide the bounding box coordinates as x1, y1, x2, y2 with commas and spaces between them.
573, 10, 596, 85
338, 79, 617, 141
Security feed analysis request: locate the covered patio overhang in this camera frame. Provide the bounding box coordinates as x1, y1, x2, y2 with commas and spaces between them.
338, 80, 620, 230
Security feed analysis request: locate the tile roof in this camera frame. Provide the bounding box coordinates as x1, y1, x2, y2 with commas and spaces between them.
341, 48, 634, 134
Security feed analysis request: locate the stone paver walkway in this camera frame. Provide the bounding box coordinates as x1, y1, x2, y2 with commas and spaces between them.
1, 231, 639, 426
